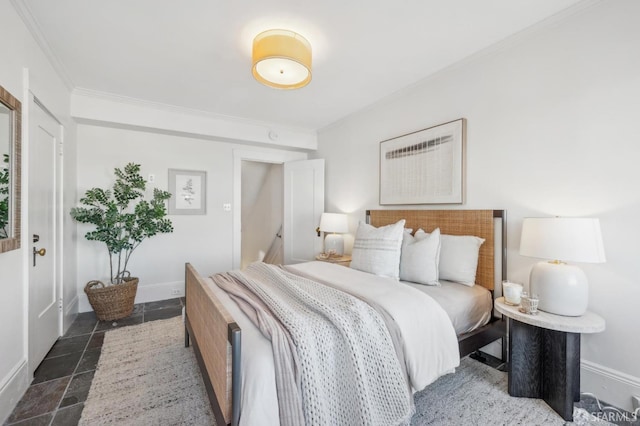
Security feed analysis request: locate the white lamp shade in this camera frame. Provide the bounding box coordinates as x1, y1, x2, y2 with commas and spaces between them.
519, 217, 606, 263
319, 213, 348, 234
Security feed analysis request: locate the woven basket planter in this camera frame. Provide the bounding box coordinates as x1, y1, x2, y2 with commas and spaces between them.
85, 277, 139, 321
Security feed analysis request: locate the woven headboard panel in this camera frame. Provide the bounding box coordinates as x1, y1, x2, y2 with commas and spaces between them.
367, 209, 504, 291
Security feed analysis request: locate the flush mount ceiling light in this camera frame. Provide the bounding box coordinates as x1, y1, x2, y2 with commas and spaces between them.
252, 29, 312, 89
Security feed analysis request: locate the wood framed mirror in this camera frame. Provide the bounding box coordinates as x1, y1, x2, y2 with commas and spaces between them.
0, 85, 22, 253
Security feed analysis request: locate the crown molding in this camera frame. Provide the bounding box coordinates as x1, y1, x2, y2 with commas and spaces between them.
10, 0, 75, 90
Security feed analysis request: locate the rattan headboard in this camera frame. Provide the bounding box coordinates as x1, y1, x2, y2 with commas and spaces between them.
367, 209, 505, 291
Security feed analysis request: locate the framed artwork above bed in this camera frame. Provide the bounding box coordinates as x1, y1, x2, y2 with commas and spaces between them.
379, 118, 466, 205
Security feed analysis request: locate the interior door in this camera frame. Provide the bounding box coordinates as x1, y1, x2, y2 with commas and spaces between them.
28, 98, 60, 376
283, 159, 324, 264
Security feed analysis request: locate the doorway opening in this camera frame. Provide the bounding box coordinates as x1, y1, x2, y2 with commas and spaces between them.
240, 161, 283, 268
232, 148, 323, 269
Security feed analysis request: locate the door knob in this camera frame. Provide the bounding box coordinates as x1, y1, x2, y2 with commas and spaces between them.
33, 247, 46, 267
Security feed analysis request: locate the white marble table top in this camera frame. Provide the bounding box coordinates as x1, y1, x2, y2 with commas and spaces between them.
495, 297, 605, 333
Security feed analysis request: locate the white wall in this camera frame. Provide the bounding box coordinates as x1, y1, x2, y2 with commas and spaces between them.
0, 1, 77, 422
316, 0, 640, 411
75, 124, 297, 309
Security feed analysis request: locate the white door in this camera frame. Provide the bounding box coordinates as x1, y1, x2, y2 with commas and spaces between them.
28, 99, 60, 376
283, 159, 324, 264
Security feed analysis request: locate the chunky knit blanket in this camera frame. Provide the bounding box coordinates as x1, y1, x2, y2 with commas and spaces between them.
213, 262, 413, 426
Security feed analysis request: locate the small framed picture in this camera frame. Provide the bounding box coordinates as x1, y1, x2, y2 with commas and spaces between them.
168, 169, 206, 215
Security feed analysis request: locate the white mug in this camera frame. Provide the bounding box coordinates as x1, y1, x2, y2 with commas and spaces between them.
503, 281, 523, 305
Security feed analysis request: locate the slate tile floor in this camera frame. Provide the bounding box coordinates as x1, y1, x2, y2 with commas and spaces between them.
4, 298, 184, 426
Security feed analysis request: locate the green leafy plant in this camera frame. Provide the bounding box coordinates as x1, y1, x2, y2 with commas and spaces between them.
71, 163, 173, 284
0, 154, 9, 239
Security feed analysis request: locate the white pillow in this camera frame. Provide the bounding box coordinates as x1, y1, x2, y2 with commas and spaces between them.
437, 234, 485, 286
350, 219, 405, 279
400, 228, 441, 286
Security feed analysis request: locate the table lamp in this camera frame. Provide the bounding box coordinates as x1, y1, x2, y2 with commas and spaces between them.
319, 213, 348, 256
519, 217, 605, 316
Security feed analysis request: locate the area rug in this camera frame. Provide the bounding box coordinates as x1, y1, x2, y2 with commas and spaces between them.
81, 316, 610, 426
412, 357, 612, 426
79, 317, 214, 425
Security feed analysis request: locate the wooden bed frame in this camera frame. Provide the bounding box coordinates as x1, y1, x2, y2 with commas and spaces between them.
185, 209, 507, 426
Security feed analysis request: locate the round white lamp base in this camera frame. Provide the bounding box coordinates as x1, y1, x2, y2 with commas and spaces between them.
324, 234, 344, 256
529, 261, 588, 317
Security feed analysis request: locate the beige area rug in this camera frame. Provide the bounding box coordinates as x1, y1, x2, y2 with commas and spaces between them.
81, 316, 612, 426
412, 357, 613, 426
79, 317, 214, 426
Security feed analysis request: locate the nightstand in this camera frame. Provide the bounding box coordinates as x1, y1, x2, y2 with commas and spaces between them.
495, 297, 605, 421
315, 254, 352, 267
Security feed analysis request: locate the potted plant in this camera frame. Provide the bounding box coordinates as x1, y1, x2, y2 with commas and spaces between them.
71, 163, 173, 321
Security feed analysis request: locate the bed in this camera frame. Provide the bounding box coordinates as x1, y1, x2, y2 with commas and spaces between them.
184, 209, 506, 426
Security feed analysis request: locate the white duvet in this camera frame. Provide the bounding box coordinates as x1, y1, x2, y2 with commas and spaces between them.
205, 261, 460, 426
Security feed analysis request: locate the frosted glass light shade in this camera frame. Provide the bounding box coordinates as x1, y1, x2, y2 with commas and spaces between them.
252, 29, 312, 89
520, 217, 605, 317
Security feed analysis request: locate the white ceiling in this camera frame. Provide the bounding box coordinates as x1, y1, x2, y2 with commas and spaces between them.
20, 0, 584, 131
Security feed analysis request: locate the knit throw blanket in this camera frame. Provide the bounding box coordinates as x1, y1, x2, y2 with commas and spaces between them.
213, 262, 413, 426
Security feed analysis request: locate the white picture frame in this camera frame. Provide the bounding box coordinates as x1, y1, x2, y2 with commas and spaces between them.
379, 118, 466, 205
168, 169, 206, 215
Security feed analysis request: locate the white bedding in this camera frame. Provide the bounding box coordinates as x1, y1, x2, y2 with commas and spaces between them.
205, 261, 460, 426
403, 280, 492, 335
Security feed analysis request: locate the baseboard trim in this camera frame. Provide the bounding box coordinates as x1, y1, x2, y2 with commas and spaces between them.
581, 359, 640, 412
63, 294, 79, 335
0, 360, 29, 424
77, 280, 184, 313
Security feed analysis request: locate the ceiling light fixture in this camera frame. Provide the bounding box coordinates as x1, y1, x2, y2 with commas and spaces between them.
252, 29, 312, 90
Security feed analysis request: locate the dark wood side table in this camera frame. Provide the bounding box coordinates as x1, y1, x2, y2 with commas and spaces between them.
495, 297, 605, 421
